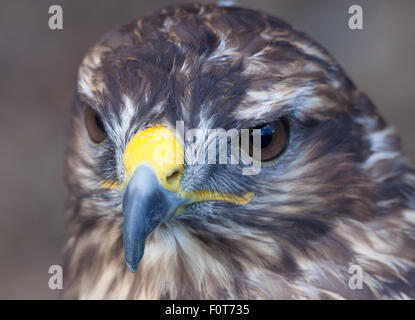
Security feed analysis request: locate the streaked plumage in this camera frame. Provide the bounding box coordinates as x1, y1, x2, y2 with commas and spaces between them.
64, 4, 415, 299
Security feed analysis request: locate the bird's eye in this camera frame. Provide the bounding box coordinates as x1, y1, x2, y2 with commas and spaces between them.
84, 105, 107, 144
241, 118, 289, 162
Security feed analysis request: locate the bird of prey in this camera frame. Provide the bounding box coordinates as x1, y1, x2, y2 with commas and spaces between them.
63, 4, 415, 299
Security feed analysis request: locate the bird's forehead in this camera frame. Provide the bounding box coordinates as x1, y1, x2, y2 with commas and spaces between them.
77, 4, 352, 126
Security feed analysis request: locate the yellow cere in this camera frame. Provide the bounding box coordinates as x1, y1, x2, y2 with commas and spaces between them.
122, 125, 184, 191
102, 125, 254, 207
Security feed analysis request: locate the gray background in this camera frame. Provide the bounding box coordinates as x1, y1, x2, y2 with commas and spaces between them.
0, 0, 413, 299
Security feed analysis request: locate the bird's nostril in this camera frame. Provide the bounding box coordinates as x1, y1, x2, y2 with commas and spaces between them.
166, 169, 182, 185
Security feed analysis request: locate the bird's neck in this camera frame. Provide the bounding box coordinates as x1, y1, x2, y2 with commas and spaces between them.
64, 218, 288, 299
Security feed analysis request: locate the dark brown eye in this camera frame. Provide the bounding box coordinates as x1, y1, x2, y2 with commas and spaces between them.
241, 118, 289, 162
84, 105, 107, 144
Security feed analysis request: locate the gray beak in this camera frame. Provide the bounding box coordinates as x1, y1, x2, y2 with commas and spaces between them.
122, 164, 186, 272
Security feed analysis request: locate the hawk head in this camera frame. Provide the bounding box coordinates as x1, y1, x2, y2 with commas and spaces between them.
64, 4, 415, 299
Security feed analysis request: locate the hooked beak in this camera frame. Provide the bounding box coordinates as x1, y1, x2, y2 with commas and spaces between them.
119, 126, 185, 272
122, 164, 186, 272
102, 126, 254, 272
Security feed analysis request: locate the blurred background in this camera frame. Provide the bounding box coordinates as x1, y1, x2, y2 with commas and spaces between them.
0, 0, 413, 299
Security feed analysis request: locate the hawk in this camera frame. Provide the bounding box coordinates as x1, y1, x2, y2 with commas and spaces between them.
63, 4, 415, 299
